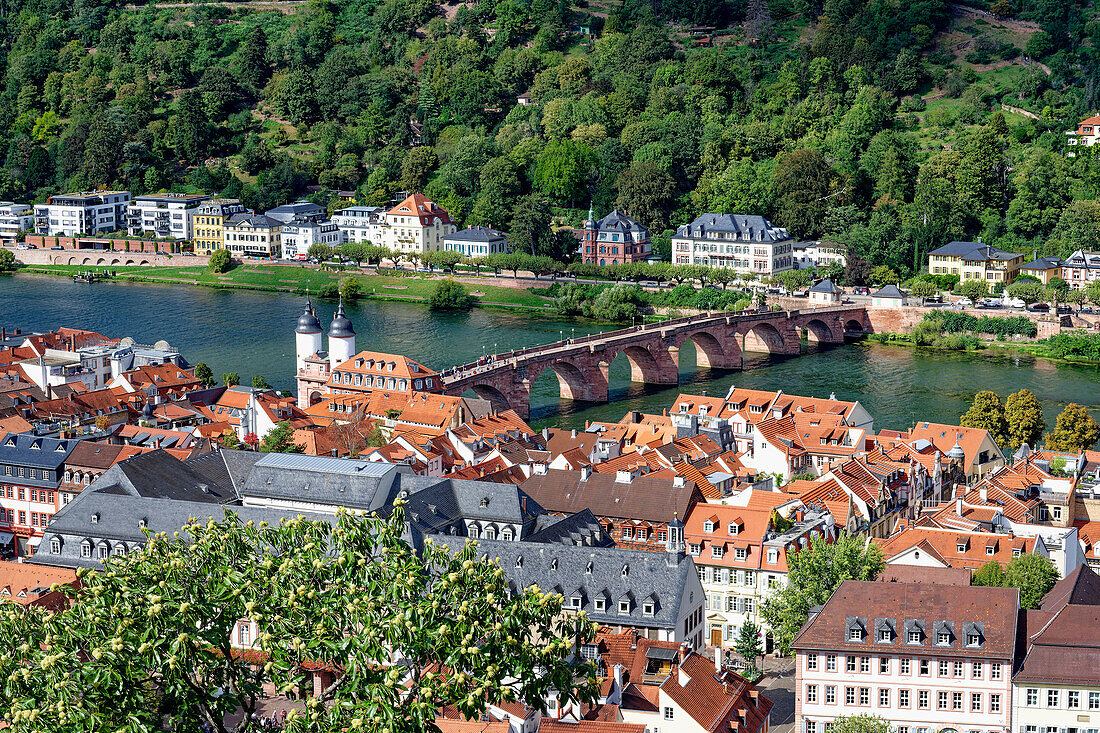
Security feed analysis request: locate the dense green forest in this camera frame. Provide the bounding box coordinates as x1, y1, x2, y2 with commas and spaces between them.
3, 0, 1100, 274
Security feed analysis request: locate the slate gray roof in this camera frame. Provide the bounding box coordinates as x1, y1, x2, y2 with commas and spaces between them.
592, 210, 647, 238
34, 493, 333, 569
446, 226, 509, 242
89, 449, 233, 503
675, 213, 790, 243
226, 213, 282, 228
264, 201, 325, 223
0, 434, 81, 489
525, 509, 614, 547
432, 535, 698, 632
185, 449, 262, 494
809, 279, 840, 294
238, 452, 407, 512
1021, 256, 1063, 271
1063, 249, 1100, 269
872, 284, 906, 298
929, 241, 1019, 261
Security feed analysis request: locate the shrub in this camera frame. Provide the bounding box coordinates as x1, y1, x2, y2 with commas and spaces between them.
923, 311, 1037, 338
1040, 333, 1100, 360
428, 278, 474, 310
208, 249, 232, 273
340, 277, 364, 301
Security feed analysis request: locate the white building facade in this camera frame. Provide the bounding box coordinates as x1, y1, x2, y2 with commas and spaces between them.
281, 219, 344, 259
0, 202, 33, 244
126, 193, 211, 240
332, 206, 385, 244
672, 214, 794, 274
34, 191, 131, 236
794, 581, 1018, 733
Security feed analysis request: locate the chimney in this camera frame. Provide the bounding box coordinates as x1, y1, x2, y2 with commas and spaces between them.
613, 663, 623, 690
571, 429, 577, 439
979, 485, 988, 503
631, 629, 638, 649
673, 475, 686, 488
956, 497, 963, 515
714, 647, 722, 673
580, 465, 592, 482
615, 470, 633, 484
331, 448, 338, 457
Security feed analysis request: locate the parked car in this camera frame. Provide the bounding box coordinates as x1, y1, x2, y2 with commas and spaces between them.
977, 298, 1002, 309
1003, 297, 1026, 309
1030, 303, 1050, 312
25, 244, 37, 249
1081, 306, 1096, 314
852, 286, 871, 295
50, 245, 64, 250
956, 297, 974, 307
1057, 304, 1072, 314
15, 244, 26, 250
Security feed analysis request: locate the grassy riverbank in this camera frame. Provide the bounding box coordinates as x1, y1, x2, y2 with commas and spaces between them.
866, 331, 1100, 365
16, 263, 555, 311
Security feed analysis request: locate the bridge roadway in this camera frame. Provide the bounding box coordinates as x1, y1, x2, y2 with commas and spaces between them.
441, 305, 871, 418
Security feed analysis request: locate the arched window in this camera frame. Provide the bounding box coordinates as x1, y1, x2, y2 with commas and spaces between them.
97, 542, 110, 560
500, 528, 514, 541
80, 539, 92, 558
50, 537, 62, 554
113, 543, 126, 556
484, 527, 497, 540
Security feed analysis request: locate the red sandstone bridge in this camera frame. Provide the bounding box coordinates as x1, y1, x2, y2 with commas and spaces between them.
442, 305, 872, 418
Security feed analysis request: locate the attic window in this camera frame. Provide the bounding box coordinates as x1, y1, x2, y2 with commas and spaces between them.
728, 522, 740, 535
957, 543, 967, 553
621, 564, 629, 577
90, 513, 99, 524
1012, 548, 1022, 558
595, 597, 606, 611
985, 544, 995, 556
515, 556, 523, 568
619, 600, 630, 614
703, 520, 715, 533
480, 497, 490, 508
550, 558, 558, 571
585, 562, 592, 574
643, 603, 655, 616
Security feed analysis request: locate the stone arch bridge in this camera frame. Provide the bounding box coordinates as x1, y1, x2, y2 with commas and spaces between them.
442, 305, 871, 418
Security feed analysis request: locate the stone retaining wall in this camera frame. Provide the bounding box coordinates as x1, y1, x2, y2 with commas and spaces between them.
10, 247, 209, 268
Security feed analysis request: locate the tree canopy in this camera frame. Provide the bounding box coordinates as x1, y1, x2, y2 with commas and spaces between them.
761, 532, 884, 655
0, 504, 599, 733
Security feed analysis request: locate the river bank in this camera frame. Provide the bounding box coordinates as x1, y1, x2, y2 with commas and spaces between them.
2, 273, 1098, 430
13, 263, 557, 311
867, 330, 1100, 365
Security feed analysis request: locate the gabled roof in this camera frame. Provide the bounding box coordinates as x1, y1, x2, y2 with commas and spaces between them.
520, 470, 703, 524
928, 241, 1020, 261
87, 449, 234, 503
1039, 562, 1100, 612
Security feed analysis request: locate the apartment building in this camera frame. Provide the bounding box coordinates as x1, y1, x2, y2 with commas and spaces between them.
0, 433, 81, 558
794, 581, 1018, 733
793, 241, 847, 270
223, 213, 282, 258
672, 214, 793, 274
0, 202, 33, 245
33, 191, 131, 236
581, 209, 652, 266
1012, 565, 1100, 733
125, 193, 210, 241
381, 193, 455, 255
444, 226, 511, 257
282, 219, 343, 260
192, 199, 249, 255
685, 501, 835, 652
332, 206, 384, 244
1061, 250, 1100, 290
927, 241, 1024, 284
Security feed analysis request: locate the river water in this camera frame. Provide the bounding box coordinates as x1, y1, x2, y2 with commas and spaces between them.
2, 273, 1098, 432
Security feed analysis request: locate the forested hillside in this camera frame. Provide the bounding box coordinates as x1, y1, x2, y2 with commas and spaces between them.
2, 0, 1099, 272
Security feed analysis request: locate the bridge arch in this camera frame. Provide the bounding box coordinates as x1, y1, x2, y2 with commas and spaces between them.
96, 257, 106, 265
804, 318, 838, 343
613, 344, 674, 384
742, 322, 787, 354
845, 319, 867, 338
466, 383, 514, 414
686, 330, 737, 370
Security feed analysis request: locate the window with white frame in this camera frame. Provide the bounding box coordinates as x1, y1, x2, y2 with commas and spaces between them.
1026, 689, 1039, 706
1069, 691, 1081, 709
663, 707, 673, 720
972, 661, 982, 678
807, 686, 818, 703
1048, 689, 1060, 708
990, 694, 1001, 713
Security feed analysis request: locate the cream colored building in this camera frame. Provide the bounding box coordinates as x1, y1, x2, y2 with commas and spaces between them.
223, 213, 281, 258
380, 192, 456, 256
927, 241, 1024, 284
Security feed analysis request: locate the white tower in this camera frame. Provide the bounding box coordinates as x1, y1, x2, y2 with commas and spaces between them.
294, 298, 323, 373
328, 298, 356, 368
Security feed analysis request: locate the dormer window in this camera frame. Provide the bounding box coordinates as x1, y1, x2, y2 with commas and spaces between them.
585, 562, 593, 574
735, 547, 748, 560
569, 596, 581, 609
728, 522, 740, 535
712, 545, 725, 559
907, 630, 921, 643
985, 544, 995, 556
619, 600, 630, 614
968, 633, 980, 646
515, 556, 523, 568
878, 629, 891, 642
643, 602, 655, 616
703, 520, 715, 533
849, 628, 864, 641
621, 564, 629, 577
550, 558, 558, 571
1012, 548, 1022, 558
595, 597, 606, 611
957, 543, 967, 553
938, 631, 950, 645
767, 548, 779, 564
